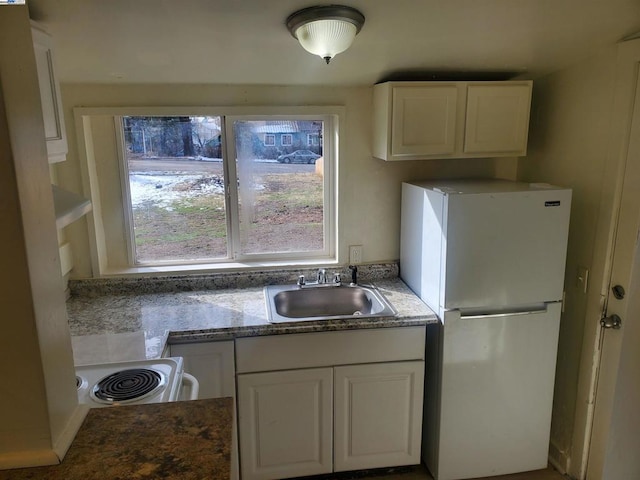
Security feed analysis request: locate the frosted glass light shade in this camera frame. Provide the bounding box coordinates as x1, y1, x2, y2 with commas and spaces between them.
286, 5, 365, 64
295, 20, 357, 63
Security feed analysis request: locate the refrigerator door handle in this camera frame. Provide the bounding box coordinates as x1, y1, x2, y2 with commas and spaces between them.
460, 307, 548, 320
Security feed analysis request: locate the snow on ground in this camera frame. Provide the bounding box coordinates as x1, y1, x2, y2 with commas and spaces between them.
129, 172, 224, 210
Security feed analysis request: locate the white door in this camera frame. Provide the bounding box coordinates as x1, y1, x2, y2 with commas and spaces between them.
443, 188, 571, 308
431, 304, 561, 480
237, 368, 333, 480
334, 361, 424, 472
586, 58, 640, 480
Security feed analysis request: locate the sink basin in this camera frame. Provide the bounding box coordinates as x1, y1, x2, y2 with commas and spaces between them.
264, 284, 397, 323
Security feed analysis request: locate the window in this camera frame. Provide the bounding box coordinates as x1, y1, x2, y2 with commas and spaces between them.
281, 134, 293, 146
118, 114, 335, 266
308, 133, 320, 146
264, 134, 275, 146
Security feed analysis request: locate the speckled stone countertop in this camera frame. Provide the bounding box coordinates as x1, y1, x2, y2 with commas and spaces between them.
0, 398, 233, 480
67, 276, 437, 361
65, 263, 437, 362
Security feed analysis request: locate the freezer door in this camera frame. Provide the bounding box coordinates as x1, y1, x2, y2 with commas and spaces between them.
441, 188, 571, 308
428, 303, 561, 480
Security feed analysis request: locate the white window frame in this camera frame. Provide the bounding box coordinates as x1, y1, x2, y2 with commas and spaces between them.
225, 115, 335, 263
73, 106, 341, 275
264, 133, 275, 146
281, 133, 293, 146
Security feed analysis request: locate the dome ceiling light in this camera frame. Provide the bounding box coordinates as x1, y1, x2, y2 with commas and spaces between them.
286, 5, 365, 64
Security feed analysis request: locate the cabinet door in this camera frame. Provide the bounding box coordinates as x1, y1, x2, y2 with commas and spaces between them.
238, 368, 333, 480
170, 341, 235, 399
464, 83, 532, 154
391, 86, 458, 158
31, 26, 67, 163
334, 361, 424, 471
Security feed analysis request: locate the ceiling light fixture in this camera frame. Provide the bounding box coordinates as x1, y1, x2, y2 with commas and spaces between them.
286, 5, 365, 64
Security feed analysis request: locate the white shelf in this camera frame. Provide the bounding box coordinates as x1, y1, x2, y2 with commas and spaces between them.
52, 185, 92, 229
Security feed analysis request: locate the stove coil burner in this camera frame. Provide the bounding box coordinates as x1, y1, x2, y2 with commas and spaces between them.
91, 368, 166, 405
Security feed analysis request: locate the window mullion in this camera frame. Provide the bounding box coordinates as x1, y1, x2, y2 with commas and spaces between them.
114, 115, 137, 266
223, 116, 241, 260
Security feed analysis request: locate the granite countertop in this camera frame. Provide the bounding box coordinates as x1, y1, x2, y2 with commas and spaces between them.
0, 398, 234, 480
67, 272, 437, 363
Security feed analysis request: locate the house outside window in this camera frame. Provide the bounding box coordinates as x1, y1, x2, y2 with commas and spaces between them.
264, 133, 275, 146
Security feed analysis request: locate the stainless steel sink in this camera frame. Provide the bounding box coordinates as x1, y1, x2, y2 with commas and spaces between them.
264, 284, 397, 323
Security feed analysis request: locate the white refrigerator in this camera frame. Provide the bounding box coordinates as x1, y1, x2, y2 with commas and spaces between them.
400, 179, 571, 480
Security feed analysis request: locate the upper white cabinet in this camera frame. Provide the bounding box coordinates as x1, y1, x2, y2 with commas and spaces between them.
373, 80, 532, 161
464, 83, 532, 154
31, 24, 67, 163
389, 85, 459, 157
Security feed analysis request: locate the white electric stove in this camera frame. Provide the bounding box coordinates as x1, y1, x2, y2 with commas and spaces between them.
76, 357, 198, 408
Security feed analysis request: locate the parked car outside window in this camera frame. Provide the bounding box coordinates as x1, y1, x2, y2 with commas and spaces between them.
277, 149, 321, 164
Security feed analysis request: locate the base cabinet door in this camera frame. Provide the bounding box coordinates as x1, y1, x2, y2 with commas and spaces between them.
334, 361, 425, 472
170, 341, 239, 479
170, 341, 235, 399
237, 368, 333, 480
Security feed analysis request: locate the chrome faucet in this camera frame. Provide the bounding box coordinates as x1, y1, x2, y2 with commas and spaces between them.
317, 268, 327, 284
297, 268, 341, 288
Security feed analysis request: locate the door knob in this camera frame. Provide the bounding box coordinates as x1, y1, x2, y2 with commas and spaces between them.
600, 314, 622, 329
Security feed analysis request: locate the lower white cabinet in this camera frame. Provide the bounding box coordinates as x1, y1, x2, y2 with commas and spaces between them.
237, 368, 334, 480
235, 327, 426, 480
170, 341, 235, 399
170, 341, 238, 480
334, 361, 424, 472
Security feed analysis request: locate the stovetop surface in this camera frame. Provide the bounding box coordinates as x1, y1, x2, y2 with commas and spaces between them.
76, 357, 183, 407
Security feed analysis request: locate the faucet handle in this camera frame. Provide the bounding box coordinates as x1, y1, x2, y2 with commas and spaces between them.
317, 268, 327, 283
297, 275, 306, 286
333, 273, 341, 284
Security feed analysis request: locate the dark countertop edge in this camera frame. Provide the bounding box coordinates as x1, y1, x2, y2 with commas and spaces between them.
0, 398, 234, 480
167, 315, 437, 344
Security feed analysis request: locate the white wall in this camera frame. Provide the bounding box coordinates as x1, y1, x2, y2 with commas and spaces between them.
518, 45, 619, 475
57, 83, 518, 277
0, 6, 84, 468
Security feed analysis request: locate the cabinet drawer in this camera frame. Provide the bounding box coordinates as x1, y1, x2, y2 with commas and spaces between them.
235, 326, 425, 373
